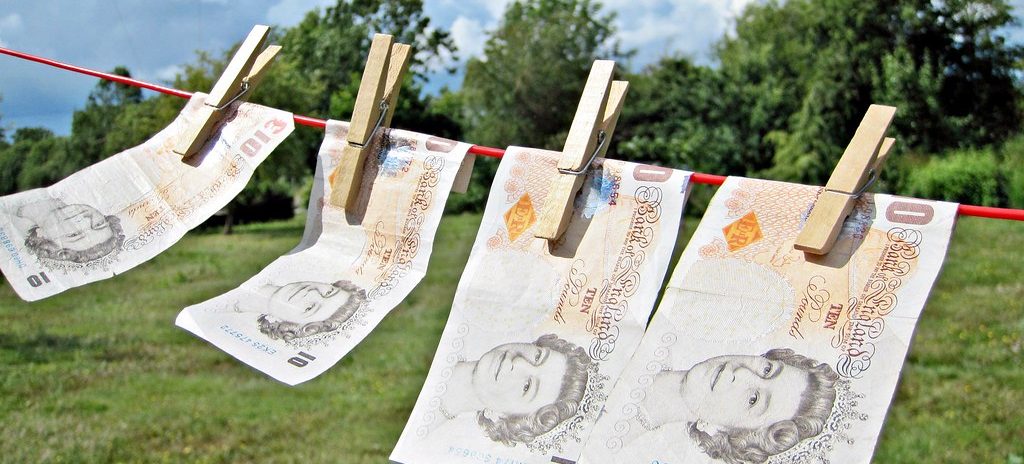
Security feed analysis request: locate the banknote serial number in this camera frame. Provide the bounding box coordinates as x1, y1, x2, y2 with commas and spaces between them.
445, 446, 529, 464
0, 227, 26, 269
607, 173, 622, 206
220, 324, 277, 355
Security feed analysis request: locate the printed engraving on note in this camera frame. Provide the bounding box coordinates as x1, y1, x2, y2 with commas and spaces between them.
390, 147, 691, 464
175, 122, 469, 385
578, 178, 958, 464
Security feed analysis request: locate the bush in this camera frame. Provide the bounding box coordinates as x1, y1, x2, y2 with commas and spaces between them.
904, 148, 1004, 206
1006, 166, 1024, 209
999, 135, 1024, 209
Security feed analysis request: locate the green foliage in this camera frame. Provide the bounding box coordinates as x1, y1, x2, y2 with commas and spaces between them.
461, 0, 630, 150
1008, 166, 1024, 208
451, 0, 629, 213
712, 0, 1023, 184
608, 0, 1023, 191
281, 0, 455, 116
102, 95, 182, 152
905, 148, 1005, 206
69, 66, 144, 168
613, 57, 741, 216
0, 128, 70, 194
999, 133, 1024, 208
0, 93, 7, 149
617, 58, 741, 172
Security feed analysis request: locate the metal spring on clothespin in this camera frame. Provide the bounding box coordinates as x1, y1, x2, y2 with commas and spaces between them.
173, 25, 281, 158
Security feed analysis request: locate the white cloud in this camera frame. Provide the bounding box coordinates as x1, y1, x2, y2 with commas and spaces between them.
480, 0, 512, 20
0, 13, 22, 46
451, 15, 486, 60
420, 15, 486, 72
697, 0, 756, 31
265, 0, 334, 27
602, 0, 663, 8
608, 0, 759, 66
126, 64, 185, 89
0, 13, 22, 30
155, 64, 184, 82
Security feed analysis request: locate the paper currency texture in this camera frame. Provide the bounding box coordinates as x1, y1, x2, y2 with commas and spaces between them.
176, 121, 468, 385
579, 177, 958, 464
390, 147, 691, 464
0, 94, 294, 301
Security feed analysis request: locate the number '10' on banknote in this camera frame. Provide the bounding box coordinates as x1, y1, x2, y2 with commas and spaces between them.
579, 177, 958, 464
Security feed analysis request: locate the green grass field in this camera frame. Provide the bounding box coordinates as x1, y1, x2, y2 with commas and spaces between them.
1, 211, 1022, 463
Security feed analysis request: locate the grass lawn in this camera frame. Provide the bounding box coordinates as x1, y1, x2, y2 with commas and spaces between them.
1, 210, 1022, 463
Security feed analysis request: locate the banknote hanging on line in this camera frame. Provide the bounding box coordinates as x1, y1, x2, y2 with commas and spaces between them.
390, 146, 692, 464
578, 177, 958, 464
0, 94, 294, 301
176, 121, 469, 385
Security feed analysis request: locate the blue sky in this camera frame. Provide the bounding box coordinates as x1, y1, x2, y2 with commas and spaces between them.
0, 0, 1022, 136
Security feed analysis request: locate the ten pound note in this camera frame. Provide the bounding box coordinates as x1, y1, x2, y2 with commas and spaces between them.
176, 121, 469, 385
390, 147, 691, 464
579, 177, 958, 464
0, 95, 294, 301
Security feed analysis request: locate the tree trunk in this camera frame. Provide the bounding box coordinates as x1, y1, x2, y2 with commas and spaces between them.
222, 210, 234, 235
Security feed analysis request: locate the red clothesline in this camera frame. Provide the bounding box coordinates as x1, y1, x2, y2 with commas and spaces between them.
3, 45, 1023, 222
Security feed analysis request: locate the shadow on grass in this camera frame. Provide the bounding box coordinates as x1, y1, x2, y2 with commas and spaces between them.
193, 216, 309, 239
0, 331, 138, 364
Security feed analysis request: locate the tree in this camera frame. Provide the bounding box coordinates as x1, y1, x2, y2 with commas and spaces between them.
449, 0, 630, 211
714, 0, 1024, 184
67, 66, 145, 171
0, 93, 7, 149
102, 94, 182, 153
616, 58, 741, 173
0, 127, 70, 194
282, 0, 455, 117
276, 0, 464, 216
460, 0, 630, 150
609, 57, 742, 214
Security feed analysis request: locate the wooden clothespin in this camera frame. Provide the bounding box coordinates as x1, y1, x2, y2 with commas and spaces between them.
328, 34, 412, 210
534, 60, 629, 241
174, 25, 281, 157
794, 104, 898, 255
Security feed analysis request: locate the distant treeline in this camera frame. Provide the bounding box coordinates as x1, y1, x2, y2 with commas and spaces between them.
1, 0, 1022, 224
